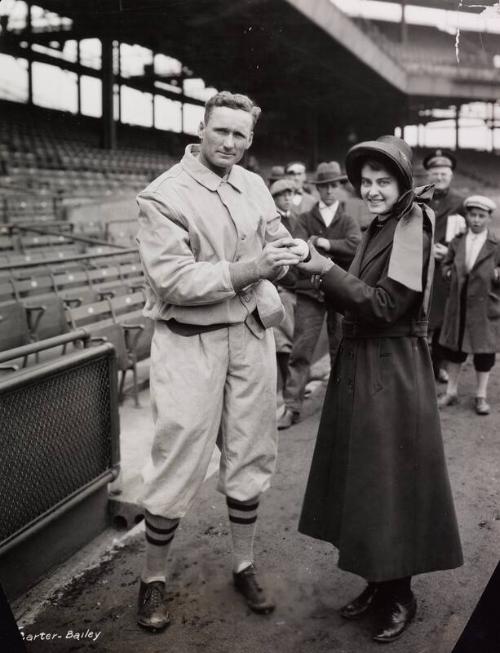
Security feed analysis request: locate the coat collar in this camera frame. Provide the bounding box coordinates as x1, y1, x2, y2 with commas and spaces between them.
181, 144, 244, 193
456, 228, 498, 271
310, 200, 345, 223
358, 216, 398, 275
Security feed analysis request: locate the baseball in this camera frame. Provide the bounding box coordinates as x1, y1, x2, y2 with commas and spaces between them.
289, 238, 310, 261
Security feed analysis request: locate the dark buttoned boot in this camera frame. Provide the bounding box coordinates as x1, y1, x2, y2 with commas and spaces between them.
372, 577, 416, 643
340, 582, 380, 619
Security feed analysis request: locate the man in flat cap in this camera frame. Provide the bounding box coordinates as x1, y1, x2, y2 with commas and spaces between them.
135, 90, 305, 631
285, 161, 317, 215
280, 161, 361, 429
423, 149, 466, 382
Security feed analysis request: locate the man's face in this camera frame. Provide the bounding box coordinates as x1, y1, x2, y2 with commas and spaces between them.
274, 190, 293, 212
287, 165, 306, 190
427, 166, 453, 191
198, 106, 254, 175
360, 163, 400, 215
466, 207, 490, 234
317, 181, 342, 207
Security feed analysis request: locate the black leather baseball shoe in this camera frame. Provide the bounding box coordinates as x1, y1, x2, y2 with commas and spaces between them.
233, 564, 275, 614
137, 580, 171, 632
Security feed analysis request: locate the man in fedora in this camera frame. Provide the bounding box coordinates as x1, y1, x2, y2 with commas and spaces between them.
423, 149, 466, 382
285, 161, 317, 215
268, 165, 285, 187
279, 161, 361, 429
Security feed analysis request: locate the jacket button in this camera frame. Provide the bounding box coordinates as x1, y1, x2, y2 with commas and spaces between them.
241, 234, 246, 240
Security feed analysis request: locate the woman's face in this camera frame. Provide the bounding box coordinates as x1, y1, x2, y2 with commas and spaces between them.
360, 163, 400, 215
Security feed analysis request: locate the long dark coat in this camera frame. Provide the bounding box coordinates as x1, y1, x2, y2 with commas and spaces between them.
429, 187, 465, 330
440, 230, 500, 353
299, 208, 463, 582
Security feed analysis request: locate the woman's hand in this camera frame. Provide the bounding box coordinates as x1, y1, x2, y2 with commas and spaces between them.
296, 241, 335, 275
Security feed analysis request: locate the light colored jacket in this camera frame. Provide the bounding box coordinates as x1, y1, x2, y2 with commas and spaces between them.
136, 145, 291, 333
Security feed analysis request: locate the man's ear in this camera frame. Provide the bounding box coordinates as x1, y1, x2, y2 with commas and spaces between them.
246, 131, 254, 150
198, 121, 205, 141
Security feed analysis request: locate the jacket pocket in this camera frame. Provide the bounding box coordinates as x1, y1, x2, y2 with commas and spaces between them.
487, 292, 500, 319
368, 340, 392, 396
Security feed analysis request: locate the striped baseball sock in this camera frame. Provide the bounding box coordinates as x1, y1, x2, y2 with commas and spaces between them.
141, 510, 180, 583
227, 496, 259, 574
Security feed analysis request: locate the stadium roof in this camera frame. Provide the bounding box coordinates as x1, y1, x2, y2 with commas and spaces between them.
3, 0, 500, 154
3, 0, 410, 149
371, 0, 495, 12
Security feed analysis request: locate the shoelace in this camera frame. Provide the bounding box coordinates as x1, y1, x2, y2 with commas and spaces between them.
143, 584, 163, 609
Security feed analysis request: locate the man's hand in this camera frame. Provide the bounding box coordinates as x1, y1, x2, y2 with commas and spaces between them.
256, 237, 302, 280
434, 243, 448, 261
297, 241, 334, 275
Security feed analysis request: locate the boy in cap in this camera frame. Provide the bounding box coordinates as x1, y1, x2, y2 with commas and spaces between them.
270, 178, 299, 412
438, 195, 500, 415
280, 161, 361, 429
423, 149, 466, 382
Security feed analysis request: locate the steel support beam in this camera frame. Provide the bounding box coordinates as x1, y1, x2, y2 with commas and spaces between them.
101, 36, 116, 149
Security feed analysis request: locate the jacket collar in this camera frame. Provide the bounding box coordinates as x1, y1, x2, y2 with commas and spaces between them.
456, 228, 497, 271
311, 200, 344, 222
181, 144, 244, 193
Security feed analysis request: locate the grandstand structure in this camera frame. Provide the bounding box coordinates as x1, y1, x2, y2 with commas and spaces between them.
1, 0, 500, 597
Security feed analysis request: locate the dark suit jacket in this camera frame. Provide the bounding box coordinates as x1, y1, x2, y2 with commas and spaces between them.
293, 201, 361, 301
428, 186, 465, 329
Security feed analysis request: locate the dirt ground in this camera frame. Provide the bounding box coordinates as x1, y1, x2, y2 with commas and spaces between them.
14, 361, 500, 653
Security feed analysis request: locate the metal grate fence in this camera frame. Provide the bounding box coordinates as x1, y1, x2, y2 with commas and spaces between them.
0, 342, 119, 549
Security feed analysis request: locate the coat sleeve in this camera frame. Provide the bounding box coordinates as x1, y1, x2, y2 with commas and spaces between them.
326, 213, 362, 260
136, 192, 235, 306
320, 229, 432, 325
441, 236, 458, 281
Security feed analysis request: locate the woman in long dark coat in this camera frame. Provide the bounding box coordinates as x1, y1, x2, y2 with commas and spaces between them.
297, 136, 463, 644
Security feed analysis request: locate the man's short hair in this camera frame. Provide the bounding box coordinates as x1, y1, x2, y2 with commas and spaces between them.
204, 91, 261, 127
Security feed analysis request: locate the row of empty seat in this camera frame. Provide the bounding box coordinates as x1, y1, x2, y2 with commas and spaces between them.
357, 18, 500, 70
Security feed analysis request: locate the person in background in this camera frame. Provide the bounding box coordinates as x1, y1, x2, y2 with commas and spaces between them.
268, 165, 286, 187
423, 149, 466, 383
270, 177, 299, 386
285, 161, 317, 215
269, 178, 299, 421
438, 195, 500, 415
297, 136, 463, 644
279, 161, 361, 429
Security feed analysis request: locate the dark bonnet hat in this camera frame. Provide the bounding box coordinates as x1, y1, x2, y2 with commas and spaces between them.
345, 135, 413, 191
